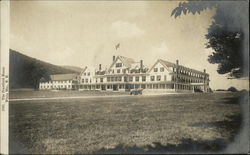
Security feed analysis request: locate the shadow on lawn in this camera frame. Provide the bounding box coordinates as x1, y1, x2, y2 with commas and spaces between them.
95, 114, 242, 154
95, 138, 228, 154
191, 114, 242, 140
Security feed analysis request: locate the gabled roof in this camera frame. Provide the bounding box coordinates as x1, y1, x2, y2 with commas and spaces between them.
118, 56, 136, 68
158, 59, 176, 68
109, 55, 148, 70
79, 66, 97, 76
148, 59, 175, 73
109, 55, 136, 69
79, 66, 88, 76
149, 59, 209, 75
49, 74, 78, 81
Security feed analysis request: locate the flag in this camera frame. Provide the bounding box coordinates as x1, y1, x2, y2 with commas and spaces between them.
115, 43, 120, 50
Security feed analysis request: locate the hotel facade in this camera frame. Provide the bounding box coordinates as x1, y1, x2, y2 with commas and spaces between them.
40, 55, 210, 93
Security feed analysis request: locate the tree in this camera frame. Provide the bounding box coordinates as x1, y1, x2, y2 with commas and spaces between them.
171, 1, 248, 78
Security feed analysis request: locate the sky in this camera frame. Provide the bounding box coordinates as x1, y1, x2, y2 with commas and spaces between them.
10, 1, 249, 90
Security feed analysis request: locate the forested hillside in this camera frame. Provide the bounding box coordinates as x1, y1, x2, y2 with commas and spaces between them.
9, 49, 81, 89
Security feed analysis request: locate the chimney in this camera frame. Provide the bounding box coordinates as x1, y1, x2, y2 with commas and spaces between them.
99, 64, 102, 71
140, 60, 143, 69
113, 56, 116, 61
176, 60, 179, 65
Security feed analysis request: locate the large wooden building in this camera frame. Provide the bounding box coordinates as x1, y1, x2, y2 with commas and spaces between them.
75, 55, 210, 93
39, 55, 210, 93
39, 74, 78, 90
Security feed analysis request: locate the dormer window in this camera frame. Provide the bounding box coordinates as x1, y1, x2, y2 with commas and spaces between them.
88, 72, 90, 76
116, 63, 122, 67
154, 68, 158, 72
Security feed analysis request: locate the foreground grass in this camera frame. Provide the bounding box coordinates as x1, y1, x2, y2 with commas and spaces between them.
9, 91, 246, 154
10, 90, 129, 99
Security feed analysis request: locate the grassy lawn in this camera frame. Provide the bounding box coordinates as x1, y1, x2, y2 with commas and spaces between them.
9, 91, 246, 154
10, 89, 129, 99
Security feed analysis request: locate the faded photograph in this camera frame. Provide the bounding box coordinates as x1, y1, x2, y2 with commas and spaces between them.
8, 0, 249, 154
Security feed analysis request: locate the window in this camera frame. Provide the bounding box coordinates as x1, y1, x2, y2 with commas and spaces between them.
112, 70, 114, 74
124, 76, 127, 82
142, 76, 146, 82
153, 84, 158, 89
82, 79, 84, 83
160, 67, 164, 72
85, 79, 88, 83
118, 76, 122, 81
164, 75, 167, 81
122, 69, 126, 74
100, 78, 103, 83
141, 84, 146, 89
172, 76, 174, 81
116, 63, 122, 67
107, 77, 110, 82
154, 68, 158, 72
111, 77, 114, 82
150, 76, 155, 81
135, 76, 139, 82
157, 75, 161, 81
129, 76, 133, 82
84, 73, 86, 76
117, 69, 120, 73
88, 72, 90, 76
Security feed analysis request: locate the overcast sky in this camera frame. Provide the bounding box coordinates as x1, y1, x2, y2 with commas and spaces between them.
10, 1, 248, 90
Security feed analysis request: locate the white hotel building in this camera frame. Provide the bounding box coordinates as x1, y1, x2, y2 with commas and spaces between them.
76, 55, 210, 93
39, 74, 78, 90
39, 55, 211, 93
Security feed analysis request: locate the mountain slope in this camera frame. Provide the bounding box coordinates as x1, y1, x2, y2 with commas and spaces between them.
9, 49, 81, 89
62, 66, 83, 73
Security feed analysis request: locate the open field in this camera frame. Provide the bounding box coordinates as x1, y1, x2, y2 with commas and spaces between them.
10, 89, 129, 99
9, 90, 247, 154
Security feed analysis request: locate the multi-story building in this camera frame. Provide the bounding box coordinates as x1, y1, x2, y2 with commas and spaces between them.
39, 55, 210, 93
76, 55, 210, 93
39, 73, 78, 90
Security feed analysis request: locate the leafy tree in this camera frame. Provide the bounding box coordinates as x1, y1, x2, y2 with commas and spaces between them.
171, 1, 248, 78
